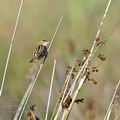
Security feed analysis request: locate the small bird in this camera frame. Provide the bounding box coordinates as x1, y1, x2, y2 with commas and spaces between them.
30, 40, 49, 63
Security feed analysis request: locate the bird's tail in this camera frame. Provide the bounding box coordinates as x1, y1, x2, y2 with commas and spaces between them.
29, 57, 36, 63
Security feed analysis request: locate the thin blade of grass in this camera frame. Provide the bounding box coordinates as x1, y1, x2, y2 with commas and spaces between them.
17, 64, 42, 120
104, 80, 120, 120
45, 59, 56, 120
48, 16, 63, 51
0, 0, 24, 96
106, 108, 112, 120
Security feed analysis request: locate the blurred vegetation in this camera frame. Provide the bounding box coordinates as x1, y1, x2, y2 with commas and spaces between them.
0, 0, 120, 120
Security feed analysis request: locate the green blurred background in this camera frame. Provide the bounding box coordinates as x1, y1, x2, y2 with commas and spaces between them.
0, 0, 120, 120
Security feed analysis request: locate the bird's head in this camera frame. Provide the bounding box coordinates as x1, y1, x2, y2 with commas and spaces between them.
39, 40, 49, 46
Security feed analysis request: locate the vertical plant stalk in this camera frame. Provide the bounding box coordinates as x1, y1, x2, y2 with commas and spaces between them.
56, 0, 112, 119
48, 17, 63, 51
104, 80, 120, 120
62, 76, 86, 120
45, 59, 56, 120
50, 70, 73, 120
13, 16, 63, 120
15, 64, 43, 120
53, 65, 74, 120
106, 108, 112, 120
0, 0, 24, 96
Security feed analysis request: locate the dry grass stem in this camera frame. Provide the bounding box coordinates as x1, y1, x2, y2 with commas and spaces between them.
45, 59, 56, 120
53, 65, 74, 119
104, 80, 120, 120
0, 0, 24, 96
106, 108, 112, 120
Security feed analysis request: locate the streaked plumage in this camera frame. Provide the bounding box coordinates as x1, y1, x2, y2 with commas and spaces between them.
30, 40, 49, 63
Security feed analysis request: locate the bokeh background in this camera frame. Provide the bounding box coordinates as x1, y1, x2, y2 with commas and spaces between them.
0, 0, 120, 120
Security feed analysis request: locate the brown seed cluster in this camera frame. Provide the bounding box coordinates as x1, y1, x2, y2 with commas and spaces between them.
62, 42, 106, 109
82, 49, 90, 64
89, 79, 98, 85
62, 95, 72, 109
26, 105, 40, 120
98, 53, 106, 61
26, 112, 33, 119
65, 59, 81, 80
61, 82, 72, 109
65, 66, 74, 79
61, 84, 84, 109
83, 49, 90, 57
64, 49, 104, 89
96, 37, 105, 47
74, 98, 84, 104
75, 59, 81, 68
84, 66, 98, 85
92, 67, 98, 72
61, 92, 84, 109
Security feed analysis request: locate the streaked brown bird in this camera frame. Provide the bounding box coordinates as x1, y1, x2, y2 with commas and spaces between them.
29, 40, 49, 63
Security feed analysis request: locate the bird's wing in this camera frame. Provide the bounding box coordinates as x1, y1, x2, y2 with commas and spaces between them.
34, 45, 44, 57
